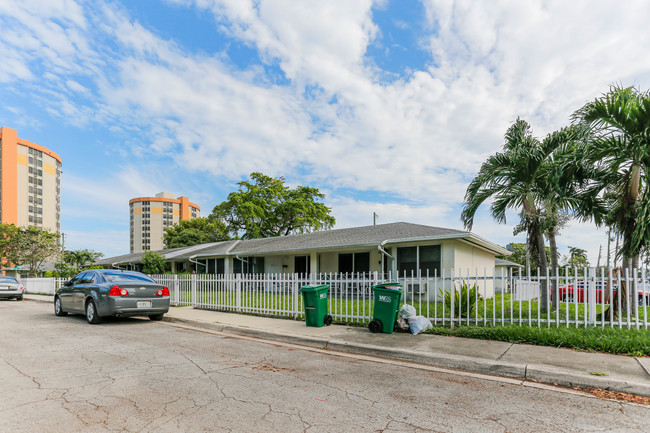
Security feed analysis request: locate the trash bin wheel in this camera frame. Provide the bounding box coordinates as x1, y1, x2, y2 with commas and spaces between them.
324, 315, 333, 326
368, 319, 382, 333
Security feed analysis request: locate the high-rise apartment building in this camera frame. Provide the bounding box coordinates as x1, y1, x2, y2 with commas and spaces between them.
130, 192, 200, 253
0, 126, 62, 234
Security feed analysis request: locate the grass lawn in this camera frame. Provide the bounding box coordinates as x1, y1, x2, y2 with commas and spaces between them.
424, 324, 650, 356
174, 289, 650, 355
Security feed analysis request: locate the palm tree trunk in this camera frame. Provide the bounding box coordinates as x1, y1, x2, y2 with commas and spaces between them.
547, 226, 559, 310
523, 195, 549, 313
536, 230, 549, 314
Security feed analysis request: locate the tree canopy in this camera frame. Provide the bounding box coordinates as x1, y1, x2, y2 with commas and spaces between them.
573, 84, 650, 267
141, 251, 167, 274
163, 217, 230, 249
211, 172, 335, 240
0, 224, 61, 276
49, 249, 104, 277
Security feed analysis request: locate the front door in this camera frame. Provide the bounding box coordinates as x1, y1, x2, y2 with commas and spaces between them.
294, 256, 310, 275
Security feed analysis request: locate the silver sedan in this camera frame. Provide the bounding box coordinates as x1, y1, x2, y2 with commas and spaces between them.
54, 269, 170, 324
0, 277, 24, 301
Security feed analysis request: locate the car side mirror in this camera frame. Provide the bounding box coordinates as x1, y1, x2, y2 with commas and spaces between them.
64, 281, 73, 287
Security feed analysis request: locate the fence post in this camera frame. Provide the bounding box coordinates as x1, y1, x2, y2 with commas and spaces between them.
191, 274, 197, 307
293, 274, 299, 319
236, 274, 242, 313
450, 268, 455, 330
172, 275, 177, 305
588, 267, 597, 325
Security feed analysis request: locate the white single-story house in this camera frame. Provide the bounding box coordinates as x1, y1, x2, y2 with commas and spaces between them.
494, 258, 525, 293
97, 222, 510, 298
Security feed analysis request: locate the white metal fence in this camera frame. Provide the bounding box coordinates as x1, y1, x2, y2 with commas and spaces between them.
151, 268, 650, 329
21, 278, 66, 295
19, 268, 649, 329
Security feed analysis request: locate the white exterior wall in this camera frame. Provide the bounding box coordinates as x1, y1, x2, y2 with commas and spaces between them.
452, 243, 496, 298
318, 252, 338, 273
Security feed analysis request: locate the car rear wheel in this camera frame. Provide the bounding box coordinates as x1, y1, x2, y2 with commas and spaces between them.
149, 314, 164, 321
16, 295, 23, 301
562, 294, 573, 302
86, 300, 101, 324
54, 297, 67, 316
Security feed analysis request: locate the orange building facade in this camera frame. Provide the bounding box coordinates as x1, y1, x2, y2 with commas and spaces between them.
0, 126, 62, 234
130, 192, 200, 253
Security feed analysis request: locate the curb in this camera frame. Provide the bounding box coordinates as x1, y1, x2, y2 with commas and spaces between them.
24, 295, 53, 304
163, 316, 650, 398
525, 364, 650, 397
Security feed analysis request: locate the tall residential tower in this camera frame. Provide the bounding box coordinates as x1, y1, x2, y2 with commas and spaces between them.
0, 126, 62, 234
130, 192, 200, 253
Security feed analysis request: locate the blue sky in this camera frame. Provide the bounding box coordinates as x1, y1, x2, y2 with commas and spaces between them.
2, 0, 650, 264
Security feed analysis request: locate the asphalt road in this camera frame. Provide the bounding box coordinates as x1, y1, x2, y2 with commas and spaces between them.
1, 300, 649, 432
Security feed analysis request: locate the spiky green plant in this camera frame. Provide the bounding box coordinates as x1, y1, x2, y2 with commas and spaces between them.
439, 281, 483, 318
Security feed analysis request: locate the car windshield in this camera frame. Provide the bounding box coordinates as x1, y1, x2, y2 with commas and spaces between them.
103, 273, 155, 283
0, 277, 18, 283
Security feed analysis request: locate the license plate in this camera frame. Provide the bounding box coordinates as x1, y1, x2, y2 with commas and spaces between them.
137, 301, 152, 308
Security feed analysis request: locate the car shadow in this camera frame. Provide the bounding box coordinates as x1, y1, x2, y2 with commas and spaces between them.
53, 313, 157, 326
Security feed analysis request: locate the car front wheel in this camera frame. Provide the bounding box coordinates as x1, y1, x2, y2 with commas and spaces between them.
86, 300, 101, 324
54, 297, 67, 316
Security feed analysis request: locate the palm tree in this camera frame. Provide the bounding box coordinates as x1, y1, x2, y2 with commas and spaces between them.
574, 85, 650, 310
462, 119, 555, 313
537, 125, 606, 309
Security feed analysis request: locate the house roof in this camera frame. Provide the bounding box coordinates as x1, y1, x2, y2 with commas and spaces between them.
495, 258, 524, 268
98, 222, 509, 266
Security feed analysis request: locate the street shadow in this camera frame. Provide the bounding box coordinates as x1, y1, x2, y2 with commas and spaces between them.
44, 311, 158, 327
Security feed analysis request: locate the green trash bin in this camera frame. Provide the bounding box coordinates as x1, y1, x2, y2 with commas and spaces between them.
300, 284, 333, 327
368, 283, 403, 334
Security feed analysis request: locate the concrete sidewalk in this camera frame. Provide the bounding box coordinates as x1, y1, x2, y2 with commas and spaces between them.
25, 294, 650, 397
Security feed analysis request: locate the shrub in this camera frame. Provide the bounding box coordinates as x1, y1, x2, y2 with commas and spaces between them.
440, 280, 483, 318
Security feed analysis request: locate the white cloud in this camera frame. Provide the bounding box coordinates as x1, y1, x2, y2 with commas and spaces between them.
5, 0, 650, 258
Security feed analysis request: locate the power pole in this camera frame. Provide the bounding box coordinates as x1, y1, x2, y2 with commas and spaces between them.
596, 245, 602, 269
373, 212, 378, 225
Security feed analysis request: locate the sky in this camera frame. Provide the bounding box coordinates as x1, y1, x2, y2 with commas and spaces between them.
1, 0, 649, 264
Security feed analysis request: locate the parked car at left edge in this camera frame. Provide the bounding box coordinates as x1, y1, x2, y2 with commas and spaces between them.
0, 276, 24, 301
54, 269, 170, 324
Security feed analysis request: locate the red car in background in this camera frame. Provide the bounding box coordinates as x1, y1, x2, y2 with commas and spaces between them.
557, 280, 649, 305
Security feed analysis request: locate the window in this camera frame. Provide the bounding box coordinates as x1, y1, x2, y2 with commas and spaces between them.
233, 257, 264, 274
71, 273, 89, 285
419, 245, 441, 275
103, 272, 155, 283
396, 245, 441, 276
207, 258, 225, 274
338, 252, 370, 274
